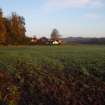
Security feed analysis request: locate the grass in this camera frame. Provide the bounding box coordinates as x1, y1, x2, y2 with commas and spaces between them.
0, 45, 105, 78
0, 45, 105, 105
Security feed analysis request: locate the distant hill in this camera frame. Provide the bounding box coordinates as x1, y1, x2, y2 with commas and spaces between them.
63, 37, 105, 44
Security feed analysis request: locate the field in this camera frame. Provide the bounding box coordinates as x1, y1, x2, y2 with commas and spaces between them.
0, 45, 105, 105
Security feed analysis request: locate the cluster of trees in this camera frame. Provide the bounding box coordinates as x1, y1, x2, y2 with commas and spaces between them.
0, 9, 29, 45
31, 29, 63, 45
31, 36, 49, 45
0, 8, 62, 45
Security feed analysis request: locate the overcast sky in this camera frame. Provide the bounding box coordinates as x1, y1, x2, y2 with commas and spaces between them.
0, 0, 105, 37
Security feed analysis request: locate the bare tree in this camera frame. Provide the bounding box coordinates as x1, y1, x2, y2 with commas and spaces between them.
51, 29, 61, 41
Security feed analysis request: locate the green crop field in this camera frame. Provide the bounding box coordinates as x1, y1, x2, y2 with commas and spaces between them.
0, 45, 105, 105
0, 45, 105, 78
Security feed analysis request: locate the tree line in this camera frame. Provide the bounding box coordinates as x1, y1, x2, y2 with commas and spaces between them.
0, 9, 30, 45
0, 8, 63, 45
31, 29, 63, 45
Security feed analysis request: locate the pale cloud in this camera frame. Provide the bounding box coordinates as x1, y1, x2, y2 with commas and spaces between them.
46, 0, 91, 8
43, 0, 104, 11
83, 13, 101, 19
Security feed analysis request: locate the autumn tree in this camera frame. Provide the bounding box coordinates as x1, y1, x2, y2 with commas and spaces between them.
10, 12, 26, 44
0, 9, 7, 44
0, 9, 27, 45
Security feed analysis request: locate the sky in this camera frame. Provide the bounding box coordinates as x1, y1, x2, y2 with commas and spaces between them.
0, 0, 105, 38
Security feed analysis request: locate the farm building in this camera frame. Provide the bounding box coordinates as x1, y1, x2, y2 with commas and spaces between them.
51, 40, 63, 45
